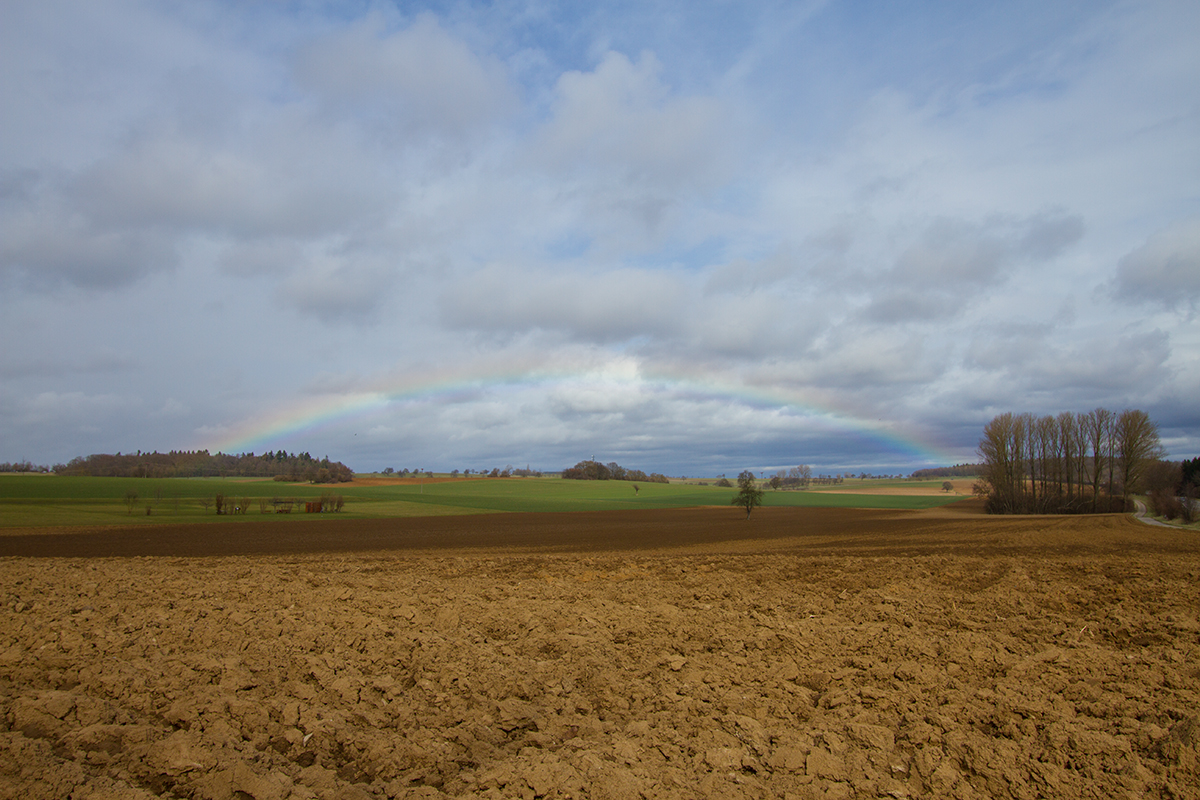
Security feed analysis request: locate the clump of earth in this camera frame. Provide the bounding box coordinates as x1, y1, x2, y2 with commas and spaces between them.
2, 505, 1197, 798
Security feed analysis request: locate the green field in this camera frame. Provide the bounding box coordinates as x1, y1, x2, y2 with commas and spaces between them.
0, 474, 970, 528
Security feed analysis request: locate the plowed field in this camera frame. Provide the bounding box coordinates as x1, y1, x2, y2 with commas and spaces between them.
2, 505, 1198, 799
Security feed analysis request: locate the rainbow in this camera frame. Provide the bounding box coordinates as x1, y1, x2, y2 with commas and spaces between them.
205, 360, 961, 467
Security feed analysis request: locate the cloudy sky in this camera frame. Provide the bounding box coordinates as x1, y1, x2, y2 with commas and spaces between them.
2, 0, 1197, 477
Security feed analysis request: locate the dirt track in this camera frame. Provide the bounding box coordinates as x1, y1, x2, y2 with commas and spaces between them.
2, 506, 1199, 799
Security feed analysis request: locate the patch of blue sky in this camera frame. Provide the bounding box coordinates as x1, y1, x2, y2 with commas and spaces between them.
545, 232, 593, 260
620, 236, 731, 273
785, 1, 1110, 104
426, 1, 776, 88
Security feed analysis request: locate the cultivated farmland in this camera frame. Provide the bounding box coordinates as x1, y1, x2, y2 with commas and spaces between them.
1, 482, 1198, 799
0, 475, 965, 529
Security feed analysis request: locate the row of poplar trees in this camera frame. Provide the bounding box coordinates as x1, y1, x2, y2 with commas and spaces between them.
977, 408, 1164, 514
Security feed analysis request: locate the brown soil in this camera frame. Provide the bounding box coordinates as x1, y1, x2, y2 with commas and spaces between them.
2, 507, 1198, 799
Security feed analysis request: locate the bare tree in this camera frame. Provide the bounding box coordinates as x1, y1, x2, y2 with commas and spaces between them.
1072, 411, 1090, 501
979, 406, 1161, 515
801, 464, 812, 486
1019, 413, 1038, 508
1057, 412, 1078, 501
1083, 408, 1114, 512
978, 412, 1024, 512
1114, 408, 1166, 500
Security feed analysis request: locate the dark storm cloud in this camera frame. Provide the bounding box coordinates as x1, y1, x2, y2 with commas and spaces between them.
863, 212, 1085, 324
440, 265, 688, 341
1112, 218, 1200, 310
0, 169, 177, 290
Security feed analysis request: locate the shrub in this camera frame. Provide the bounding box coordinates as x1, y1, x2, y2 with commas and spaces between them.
1149, 488, 1181, 520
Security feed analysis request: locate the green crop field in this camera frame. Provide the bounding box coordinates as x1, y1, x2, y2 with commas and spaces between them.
0, 474, 969, 528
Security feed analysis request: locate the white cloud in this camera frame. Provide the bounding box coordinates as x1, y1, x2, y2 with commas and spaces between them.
527, 50, 741, 250
538, 51, 730, 185
152, 398, 190, 418
1, 1, 1198, 471
294, 13, 517, 140
280, 250, 398, 322
440, 263, 688, 341
78, 138, 364, 238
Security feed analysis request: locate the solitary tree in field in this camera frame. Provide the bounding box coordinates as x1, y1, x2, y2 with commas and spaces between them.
731, 470, 764, 519
942, 481, 954, 493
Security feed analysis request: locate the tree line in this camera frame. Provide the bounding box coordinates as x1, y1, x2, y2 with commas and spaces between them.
763, 466, 832, 489
561, 460, 670, 483
381, 465, 552, 478
0, 461, 52, 473
910, 464, 982, 479
976, 408, 1165, 514
120, 489, 346, 516
770, 465, 812, 488
53, 450, 354, 483
706, 466, 842, 490
1144, 456, 1199, 523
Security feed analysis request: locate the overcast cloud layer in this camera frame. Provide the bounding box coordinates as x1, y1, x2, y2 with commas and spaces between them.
2, 0, 1198, 476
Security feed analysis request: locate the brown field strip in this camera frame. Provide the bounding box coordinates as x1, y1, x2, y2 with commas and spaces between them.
3, 505, 1198, 799
0, 504, 1192, 559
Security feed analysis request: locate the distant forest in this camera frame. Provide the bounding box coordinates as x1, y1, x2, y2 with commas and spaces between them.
0, 461, 50, 473
562, 460, 670, 483
52, 450, 354, 483
909, 464, 982, 479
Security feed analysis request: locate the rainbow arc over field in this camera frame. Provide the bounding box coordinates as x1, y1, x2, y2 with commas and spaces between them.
208, 364, 959, 468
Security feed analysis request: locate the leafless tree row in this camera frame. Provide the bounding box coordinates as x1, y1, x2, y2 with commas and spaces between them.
766, 465, 814, 489
977, 408, 1165, 514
